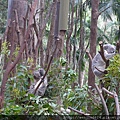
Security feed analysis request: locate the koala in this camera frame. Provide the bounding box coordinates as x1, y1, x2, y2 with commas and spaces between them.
92, 44, 116, 78
28, 68, 48, 96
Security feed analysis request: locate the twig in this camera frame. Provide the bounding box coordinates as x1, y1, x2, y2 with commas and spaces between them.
95, 84, 109, 115
68, 106, 96, 120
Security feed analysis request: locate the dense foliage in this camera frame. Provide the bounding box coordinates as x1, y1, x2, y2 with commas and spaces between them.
0, 0, 120, 116
0, 0, 7, 35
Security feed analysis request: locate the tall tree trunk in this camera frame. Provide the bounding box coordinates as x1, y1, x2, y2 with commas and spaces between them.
34, 1, 53, 67
0, 0, 38, 108
45, 0, 57, 67
66, 0, 74, 69
78, 0, 85, 87
88, 0, 99, 112
88, 0, 99, 89
39, 0, 45, 67
3, 0, 27, 70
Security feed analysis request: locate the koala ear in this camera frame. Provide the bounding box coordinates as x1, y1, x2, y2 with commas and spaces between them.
103, 44, 108, 50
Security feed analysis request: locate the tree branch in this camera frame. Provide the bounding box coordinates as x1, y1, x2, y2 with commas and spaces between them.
68, 106, 96, 120
113, 91, 120, 115
95, 84, 109, 115
102, 88, 120, 115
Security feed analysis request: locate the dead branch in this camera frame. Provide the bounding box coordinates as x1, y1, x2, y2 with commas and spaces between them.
94, 84, 109, 115
68, 106, 96, 120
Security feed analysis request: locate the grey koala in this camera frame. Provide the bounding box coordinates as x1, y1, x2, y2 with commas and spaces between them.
92, 44, 116, 78
28, 68, 48, 96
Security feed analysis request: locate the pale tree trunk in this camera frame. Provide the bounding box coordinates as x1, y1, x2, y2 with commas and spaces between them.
34, 1, 53, 68
66, 0, 74, 69
45, 0, 57, 67
72, 5, 77, 70
39, 0, 45, 67
4, 0, 27, 70
78, 0, 85, 87
88, 0, 99, 112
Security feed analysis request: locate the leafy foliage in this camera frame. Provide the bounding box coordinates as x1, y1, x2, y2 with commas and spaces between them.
0, 0, 7, 35
1, 0, 120, 116
106, 54, 120, 91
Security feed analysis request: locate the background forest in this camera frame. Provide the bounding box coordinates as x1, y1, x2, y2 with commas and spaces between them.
0, 0, 120, 117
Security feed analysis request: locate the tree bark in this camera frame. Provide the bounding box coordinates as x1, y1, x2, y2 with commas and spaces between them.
45, 0, 57, 67
66, 0, 74, 69
0, 0, 38, 108
88, 0, 99, 89
88, 0, 99, 112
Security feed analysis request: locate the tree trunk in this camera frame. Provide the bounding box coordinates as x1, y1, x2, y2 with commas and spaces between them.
78, 0, 85, 87
88, 0, 99, 90
0, 0, 38, 108
3, 0, 27, 69
45, 0, 57, 67
66, 0, 74, 69
88, 0, 99, 112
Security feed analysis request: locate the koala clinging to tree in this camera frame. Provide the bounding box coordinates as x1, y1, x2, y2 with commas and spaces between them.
28, 68, 48, 96
92, 43, 116, 78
